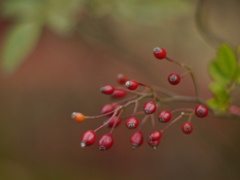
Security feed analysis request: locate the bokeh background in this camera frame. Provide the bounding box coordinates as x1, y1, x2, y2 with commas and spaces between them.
0, 0, 240, 179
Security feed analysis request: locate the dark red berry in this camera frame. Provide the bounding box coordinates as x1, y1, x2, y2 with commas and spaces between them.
130, 130, 144, 149
117, 74, 127, 84
111, 89, 127, 98
101, 104, 114, 114
107, 116, 121, 128
158, 110, 171, 122
153, 47, 166, 59
80, 130, 96, 147
181, 122, 193, 134
148, 139, 160, 149
98, 133, 114, 151
148, 131, 162, 141
168, 73, 181, 85
100, 85, 114, 94
125, 117, 139, 129
195, 105, 208, 118
125, 80, 138, 90
143, 102, 157, 114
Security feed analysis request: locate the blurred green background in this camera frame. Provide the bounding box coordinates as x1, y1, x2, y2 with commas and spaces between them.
0, 0, 240, 179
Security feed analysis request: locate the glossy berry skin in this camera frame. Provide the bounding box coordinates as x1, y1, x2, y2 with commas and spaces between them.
143, 102, 157, 114
107, 116, 121, 128
111, 90, 127, 98
148, 131, 162, 141
117, 74, 127, 84
148, 139, 160, 149
80, 130, 96, 147
98, 133, 114, 151
130, 130, 144, 149
195, 105, 208, 118
125, 117, 139, 129
153, 47, 166, 59
101, 104, 114, 114
125, 80, 138, 90
168, 73, 181, 85
158, 110, 171, 123
100, 85, 114, 94
181, 122, 193, 134
72, 112, 85, 122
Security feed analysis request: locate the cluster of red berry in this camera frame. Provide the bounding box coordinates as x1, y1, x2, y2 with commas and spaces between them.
71, 47, 209, 151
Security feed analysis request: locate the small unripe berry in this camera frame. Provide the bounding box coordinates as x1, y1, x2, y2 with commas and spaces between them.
101, 104, 114, 114
153, 47, 166, 59
72, 112, 85, 122
117, 74, 127, 84
181, 122, 193, 134
80, 130, 96, 147
143, 101, 157, 114
158, 110, 171, 122
125, 117, 139, 129
107, 116, 122, 128
111, 89, 127, 98
100, 85, 114, 94
98, 133, 114, 151
195, 105, 208, 118
148, 131, 162, 141
148, 139, 160, 149
125, 80, 138, 90
168, 73, 181, 85
130, 130, 144, 149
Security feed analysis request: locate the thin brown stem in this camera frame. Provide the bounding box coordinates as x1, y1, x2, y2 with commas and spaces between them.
165, 57, 199, 98
161, 113, 184, 132
171, 108, 194, 114
139, 115, 149, 129
151, 114, 155, 130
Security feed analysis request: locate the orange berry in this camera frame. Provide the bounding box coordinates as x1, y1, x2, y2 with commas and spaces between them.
71, 112, 85, 122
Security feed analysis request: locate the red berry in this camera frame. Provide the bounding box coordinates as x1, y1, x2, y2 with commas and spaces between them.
80, 130, 96, 147
168, 73, 181, 85
181, 122, 193, 134
158, 110, 171, 122
100, 85, 114, 94
148, 139, 160, 149
195, 105, 208, 118
101, 104, 114, 114
130, 130, 144, 149
148, 131, 162, 141
107, 116, 121, 128
143, 102, 157, 114
125, 117, 139, 129
153, 47, 166, 59
125, 80, 138, 90
98, 133, 114, 151
111, 89, 127, 98
117, 74, 127, 84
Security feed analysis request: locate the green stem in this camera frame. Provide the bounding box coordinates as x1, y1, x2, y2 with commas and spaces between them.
165, 57, 200, 98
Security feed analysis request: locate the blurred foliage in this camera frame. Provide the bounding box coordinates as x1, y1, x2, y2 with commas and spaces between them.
0, 0, 191, 74
207, 44, 240, 112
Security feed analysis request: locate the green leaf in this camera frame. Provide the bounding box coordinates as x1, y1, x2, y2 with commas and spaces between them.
237, 44, 240, 54
208, 60, 230, 86
206, 98, 228, 112
234, 66, 240, 84
2, 22, 42, 74
215, 44, 237, 79
208, 83, 228, 103
206, 98, 220, 109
